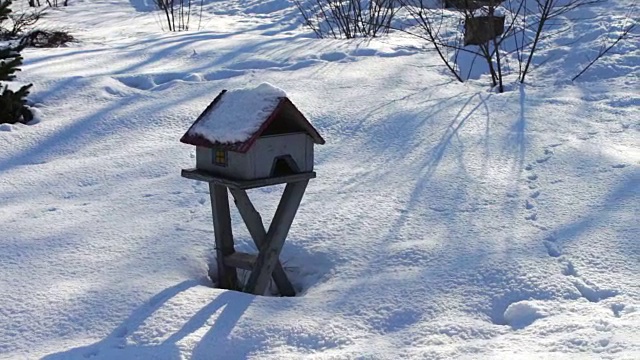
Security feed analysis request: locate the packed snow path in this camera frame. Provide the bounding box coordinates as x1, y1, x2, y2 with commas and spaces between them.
0, 0, 638, 358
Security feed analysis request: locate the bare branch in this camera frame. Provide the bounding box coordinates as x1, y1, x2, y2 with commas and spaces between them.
572, 21, 637, 81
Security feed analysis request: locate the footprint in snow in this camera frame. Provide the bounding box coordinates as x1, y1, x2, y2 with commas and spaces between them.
573, 280, 618, 303
611, 304, 625, 318
203, 69, 245, 81
543, 241, 561, 257
377, 48, 419, 58
351, 48, 378, 57
611, 164, 627, 169
114, 72, 206, 91
320, 52, 348, 62
525, 199, 535, 210
226, 59, 283, 71
561, 259, 577, 276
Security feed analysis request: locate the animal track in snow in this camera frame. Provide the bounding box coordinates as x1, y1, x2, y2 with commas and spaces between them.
226, 59, 283, 70
525, 141, 622, 305
558, 259, 619, 303
611, 304, 625, 317
561, 259, 577, 276
109, 46, 418, 94
573, 280, 618, 303
543, 241, 561, 257
203, 69, 245, 81
377, 49, 419, 58
113, 72, 206, 91
351, 48, 377, 57
320, 52, 348, 62
317, 47, 416, 63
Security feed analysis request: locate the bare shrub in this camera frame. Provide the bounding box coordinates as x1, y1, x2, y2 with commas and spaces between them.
399, 0, 628, 92
294, 0, 400, 38
27, 0, 68, 7
20, 29, 74, 47
155, 0, 197, 32
46, 0, 69, 6
571, 4, 637, 81
3, 8, 43, 37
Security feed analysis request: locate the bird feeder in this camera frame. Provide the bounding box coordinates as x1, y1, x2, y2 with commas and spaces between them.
464, 15, 505, 46
180, 83, 325, 296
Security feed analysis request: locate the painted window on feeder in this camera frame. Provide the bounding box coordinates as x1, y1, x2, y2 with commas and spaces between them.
213, 149, 227, 166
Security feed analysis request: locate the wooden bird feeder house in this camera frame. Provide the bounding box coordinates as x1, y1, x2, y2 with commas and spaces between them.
180, 83, 325, 296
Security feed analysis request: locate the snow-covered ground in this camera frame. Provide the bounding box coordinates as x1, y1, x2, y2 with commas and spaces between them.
1, 0, 638, 358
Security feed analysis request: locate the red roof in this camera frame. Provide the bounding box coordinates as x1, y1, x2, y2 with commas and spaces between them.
180, 90, 325, 153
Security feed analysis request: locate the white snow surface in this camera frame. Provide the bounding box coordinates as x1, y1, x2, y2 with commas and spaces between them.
1, 0, 639, 359
187, 82, 286, 144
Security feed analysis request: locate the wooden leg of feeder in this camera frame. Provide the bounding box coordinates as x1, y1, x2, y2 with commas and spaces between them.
209, 183, 238, 290
229, 188, 296, 297
244, 180, 308, 296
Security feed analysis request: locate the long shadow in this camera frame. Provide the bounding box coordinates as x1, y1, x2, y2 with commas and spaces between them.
43, 284, 253, 359
328, 92, 491, 287
0, 75, 201, 175
499, 84, 528, 234
25, 28, 264, 76
511, 84, 527, 171
379, 91, 490, 249
189, 292, 254, 358
0, 100, 119, 174
129, 0, 156, 12
547, 168, 640, 250
42, 280, 200, 360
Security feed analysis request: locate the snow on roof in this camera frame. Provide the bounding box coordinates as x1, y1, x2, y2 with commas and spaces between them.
187, 82, 286, 144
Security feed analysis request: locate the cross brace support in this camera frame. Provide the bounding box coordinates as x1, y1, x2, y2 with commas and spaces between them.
206, 179, 308, 296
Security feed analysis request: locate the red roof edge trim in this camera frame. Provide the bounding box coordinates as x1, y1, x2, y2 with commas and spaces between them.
233, 99, 287, 152
180, 95, 325, 152
180, 89, 228, 147
281, 98, 326, 145
179, 97, 286, 154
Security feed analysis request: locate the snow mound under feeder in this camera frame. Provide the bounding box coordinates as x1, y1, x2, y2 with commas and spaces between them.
180, 83, 325, 296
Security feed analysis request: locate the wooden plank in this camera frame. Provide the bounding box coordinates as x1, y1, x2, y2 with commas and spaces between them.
230, 189, 296, 297
182, 168, 315, 190
223, 252, 256, 271
209, 184, 238, 290
244, 180, 308, 295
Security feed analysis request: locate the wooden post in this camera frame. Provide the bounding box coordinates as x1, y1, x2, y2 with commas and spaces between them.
244, 180, 308, 295
229, 189, 296, 297
209, 183, 238, 290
